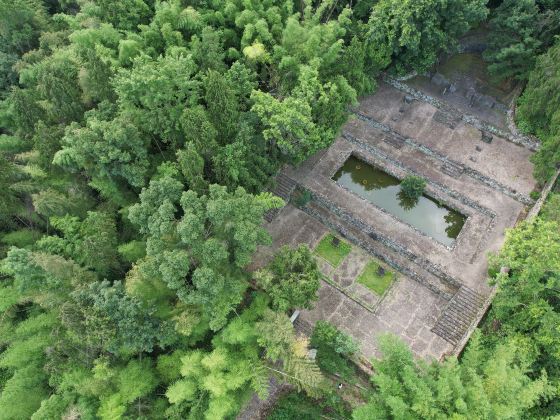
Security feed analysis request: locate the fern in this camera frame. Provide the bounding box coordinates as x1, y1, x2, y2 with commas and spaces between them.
250, 363, 270, 400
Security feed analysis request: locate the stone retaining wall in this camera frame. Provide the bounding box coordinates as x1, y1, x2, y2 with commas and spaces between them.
342, 132, 498, 221
452, 169, 560, 357
353, 111, 534, 205
527, 169, 560, 220
384, 75, 540, 151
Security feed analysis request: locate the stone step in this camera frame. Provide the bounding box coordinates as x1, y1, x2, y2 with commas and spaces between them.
264, 173, 297, 223
440, 162, 465, 179
293, 316, 313, 337
383, 76, 540, 151
303, 198, 458, 300
431, 285, 485, 345
273, 173, 297, 200
347, 116, 533, 205
264, 208, 280, 223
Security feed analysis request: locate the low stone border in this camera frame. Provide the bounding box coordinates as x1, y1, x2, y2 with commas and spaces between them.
384, 75, 540, 151
333, 149, 467, 250
319, 274, 379, 314
341, 132, 497, 221
310, 191, 462, 290
353, 111, 534, 205
300, 191, 458, 300
526, 168, 560, 220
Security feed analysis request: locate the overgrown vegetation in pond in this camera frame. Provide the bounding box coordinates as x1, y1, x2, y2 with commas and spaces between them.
357, 260, 395, 296
333, 155, 466, 246
315, 233, 353, 267
400, 175, 427, 201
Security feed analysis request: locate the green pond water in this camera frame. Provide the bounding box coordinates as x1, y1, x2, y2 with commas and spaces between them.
333, 156, 466, 246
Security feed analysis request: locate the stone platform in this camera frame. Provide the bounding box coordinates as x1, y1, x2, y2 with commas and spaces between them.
254, 80, 536, 361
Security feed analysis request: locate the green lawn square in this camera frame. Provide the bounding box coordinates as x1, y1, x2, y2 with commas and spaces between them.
357, 260, 395, 296
314, 233, 352, 267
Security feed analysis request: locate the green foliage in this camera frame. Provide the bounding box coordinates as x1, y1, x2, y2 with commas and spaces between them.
67, 280, 173, 355
255, 309, 297, 361
252, 59, 357, 164
486, 220, 560, 373
400, 175, 427, 200
314, 233, 352, 267
0, 364, 48, 420
368, 0, 487, 74
117, 240, 146, 264
37, 211, 119, 277
0, 154, 24, 226
81, 0, 151, 30
484, 0, 541, 81
267, 392, 324, 420
516, 40, 560, 181
4, 0, 548, 418
292, 188, 312, 207
541, 193, 560, 225
311, 321, 359, 356
114, 51, 199, 146
353, 333, 550, 419
0, 0, 49, 56
481, 217, 560, 416
0, 228, 41, 248
311, 321, 359, 382
255, 245, 321, 311
129, 179, 283, 329
55, 115, 150, 187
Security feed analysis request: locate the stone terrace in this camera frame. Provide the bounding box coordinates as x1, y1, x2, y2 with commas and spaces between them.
255, 79, 536, 361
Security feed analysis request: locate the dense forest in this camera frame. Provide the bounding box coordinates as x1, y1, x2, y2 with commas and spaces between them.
0, 0, 559, 419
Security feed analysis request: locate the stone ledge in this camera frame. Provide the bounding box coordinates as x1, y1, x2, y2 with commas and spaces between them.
384, 75, 540, 151
352, 111, 534, 205
342, 132, 498, 220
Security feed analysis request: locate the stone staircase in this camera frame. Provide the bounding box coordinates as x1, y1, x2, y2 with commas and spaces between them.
431, 285, 485, 346
264, 173, 297, 222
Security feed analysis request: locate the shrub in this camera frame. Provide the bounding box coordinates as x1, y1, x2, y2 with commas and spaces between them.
293, 188, 312, 207
117, 240, 147, 264
310, 321, 359, 382
255, 245, 321, 311
541, 193, 560, 225
0, 229, 41, 248
312, 321, 359, 356
400, 175, 426, 200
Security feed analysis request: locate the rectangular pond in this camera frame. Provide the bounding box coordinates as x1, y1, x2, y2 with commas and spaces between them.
333, 155, 466, 246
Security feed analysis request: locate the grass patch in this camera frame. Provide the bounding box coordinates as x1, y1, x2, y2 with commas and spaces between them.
314, 233, 351, 267
357, 260, 394, 296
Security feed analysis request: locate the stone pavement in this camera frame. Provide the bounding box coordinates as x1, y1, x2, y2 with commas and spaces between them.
253, 76, 535, 362
257, 205, 453, 360
317, 246, 380, 309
